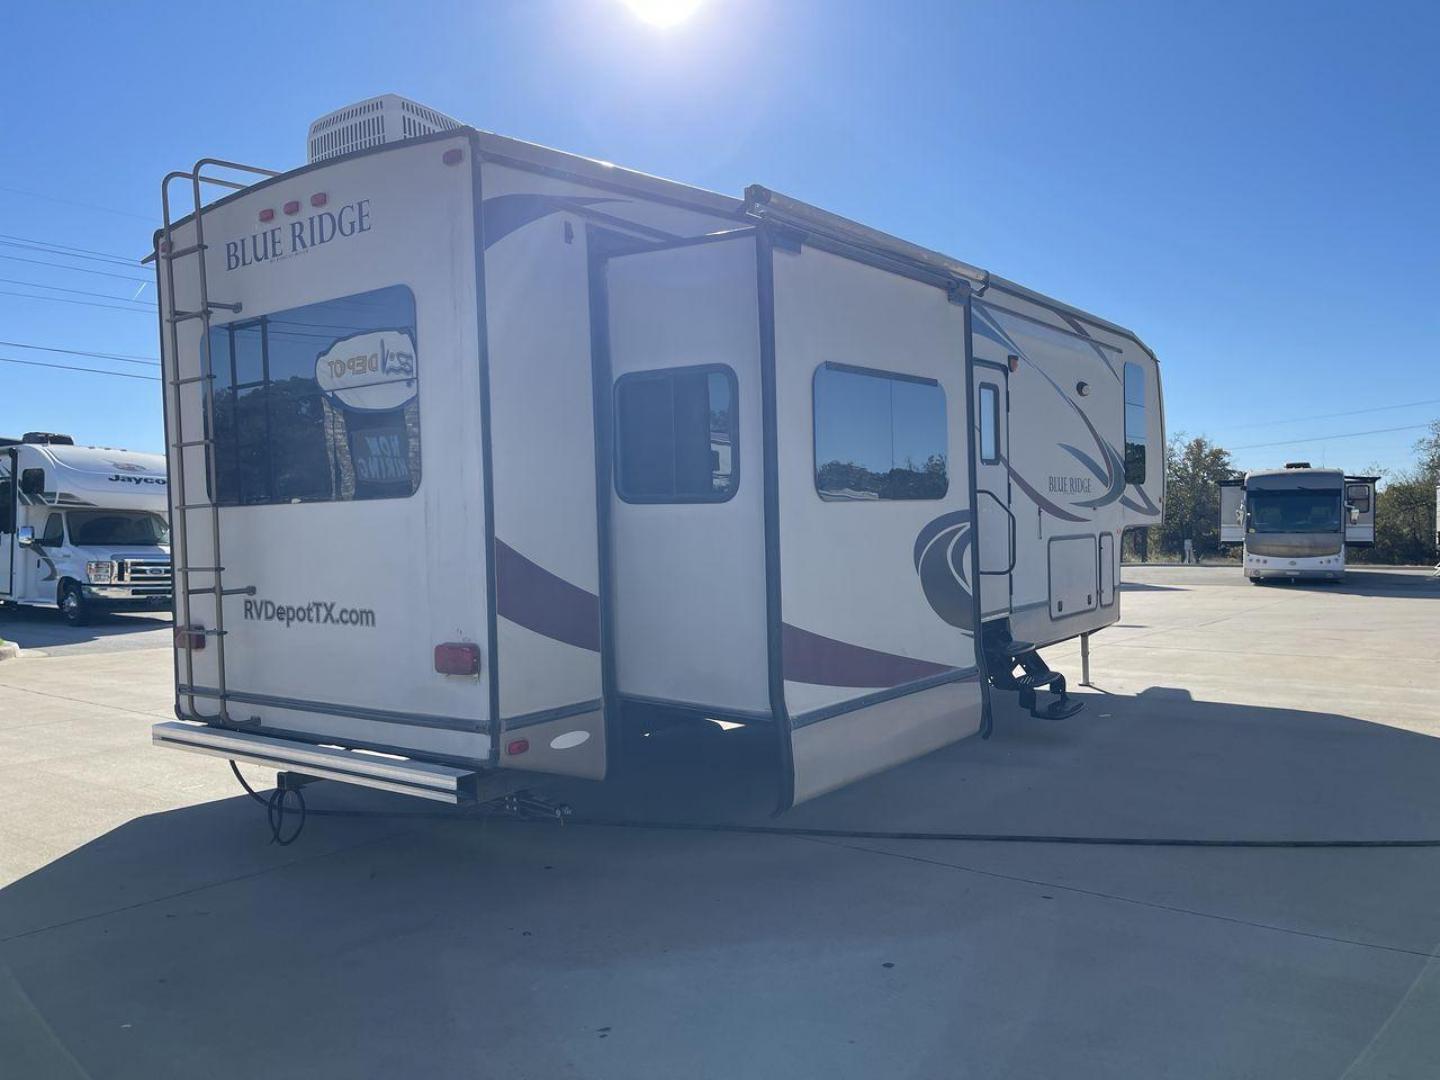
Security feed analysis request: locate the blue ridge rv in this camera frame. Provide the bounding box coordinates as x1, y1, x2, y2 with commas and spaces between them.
149, 95, 1165, 809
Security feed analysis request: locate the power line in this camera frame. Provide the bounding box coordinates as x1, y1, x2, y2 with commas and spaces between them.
0, 234, 139, 267
0, 183, 151, 222
0, 355, 159, 381
0, 289, 156, 314
0, 276, 154, 305
0, 339, 159, 366
1210, 397, 1440, 433
1230, 423, 1432, 451
0, 252, 151, 283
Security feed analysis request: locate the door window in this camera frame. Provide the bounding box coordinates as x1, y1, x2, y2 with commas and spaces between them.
978, 382, 1000, 464
41, 512, 64, 546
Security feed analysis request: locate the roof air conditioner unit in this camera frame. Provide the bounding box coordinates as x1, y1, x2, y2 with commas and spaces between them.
306, 94, 463, 164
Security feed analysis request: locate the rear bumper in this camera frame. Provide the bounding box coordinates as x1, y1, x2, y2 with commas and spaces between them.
152, 721, 480, 803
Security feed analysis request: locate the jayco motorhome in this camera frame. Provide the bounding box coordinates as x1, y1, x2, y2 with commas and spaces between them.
149, 95, 1165, 809
1, 433, 172, 624
1220, 464, 1376, 582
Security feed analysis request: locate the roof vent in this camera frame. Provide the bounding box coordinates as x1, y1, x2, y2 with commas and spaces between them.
1284, 461, 1311, 469
22, 432, 74, 445
306, 94, 463, 164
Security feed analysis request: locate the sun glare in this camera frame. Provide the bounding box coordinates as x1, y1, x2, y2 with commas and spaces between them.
619, 0, 704, 28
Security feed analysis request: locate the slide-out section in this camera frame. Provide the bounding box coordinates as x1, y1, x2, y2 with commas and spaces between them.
770, 240, 983, 806
601, 232, 771, 721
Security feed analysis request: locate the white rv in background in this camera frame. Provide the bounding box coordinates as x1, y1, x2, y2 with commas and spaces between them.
149, 95, 1164, 809
1220, 464, 1376, 582
1, 433, 172, 624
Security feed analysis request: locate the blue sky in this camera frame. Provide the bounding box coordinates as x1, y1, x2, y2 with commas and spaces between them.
2, 0, 1437, 477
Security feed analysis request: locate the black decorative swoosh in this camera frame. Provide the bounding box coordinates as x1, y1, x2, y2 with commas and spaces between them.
912, 509, 975, 631
481, 194, 622, 249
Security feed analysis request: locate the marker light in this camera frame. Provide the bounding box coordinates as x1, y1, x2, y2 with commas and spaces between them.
506, 739, 530, 756
258, 208, 275, 223
442, 148, 464, 166
310, 192, 328, 207
1007, 354, 1020, 373
283, 200, 301, 215
434, 642, 481, 676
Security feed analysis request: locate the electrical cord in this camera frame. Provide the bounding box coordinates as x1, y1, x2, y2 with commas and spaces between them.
227, 761, 1440, 850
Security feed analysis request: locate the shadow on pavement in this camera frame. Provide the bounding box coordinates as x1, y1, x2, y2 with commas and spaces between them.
1253, 569, 1440, 599
0, 604, 170, 650
4, 689, 1440, 1080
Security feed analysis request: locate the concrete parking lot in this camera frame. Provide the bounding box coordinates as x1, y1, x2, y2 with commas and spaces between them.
2, 566, 1439, 1079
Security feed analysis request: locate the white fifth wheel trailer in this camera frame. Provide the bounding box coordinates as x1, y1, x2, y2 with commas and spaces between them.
1220, 464, 1377, 582
149, 96, 1165, 809
1, 433, 172, 624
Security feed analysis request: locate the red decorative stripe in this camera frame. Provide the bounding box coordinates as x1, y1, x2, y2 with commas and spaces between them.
782, 623, 955, 688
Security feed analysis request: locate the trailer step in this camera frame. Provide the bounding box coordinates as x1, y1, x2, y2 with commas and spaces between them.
152, 721, 478, 804
981, 625, 1084, 722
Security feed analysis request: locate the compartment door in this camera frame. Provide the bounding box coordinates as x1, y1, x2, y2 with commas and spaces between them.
1344, 477, 1376, 546
1220, 481, 1246, 544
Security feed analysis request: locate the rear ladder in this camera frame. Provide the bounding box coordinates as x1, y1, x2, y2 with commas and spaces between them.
157, 159, 278, 723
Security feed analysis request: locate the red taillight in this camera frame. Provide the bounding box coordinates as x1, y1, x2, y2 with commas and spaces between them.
310, 192, 328, 207
434, 642, 480, 676
506, 739, 529, 756
283, 200, 301, 216
175, 626, 206, 651
442, 148, 464, 166
258, 208, 275, 223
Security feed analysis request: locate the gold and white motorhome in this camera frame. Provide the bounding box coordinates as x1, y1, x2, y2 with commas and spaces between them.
1220, 464, 1377, 582
149, 96, 1165, 809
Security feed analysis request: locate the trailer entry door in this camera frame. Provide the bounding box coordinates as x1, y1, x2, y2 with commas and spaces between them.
973, 368, 1013, 618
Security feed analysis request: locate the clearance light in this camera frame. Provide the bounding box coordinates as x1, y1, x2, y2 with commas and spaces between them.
310, 192, 328, 207
506, 739, 530, 756
283, 200, 301, 215
175, 626, 207, 651
434, 642, 481, 676
442, 148, 464, 166
1007, 354, 1020, 373
258, 208, 275, 223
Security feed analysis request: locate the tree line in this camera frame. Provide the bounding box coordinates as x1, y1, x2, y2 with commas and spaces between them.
1124, 419, 1440, 565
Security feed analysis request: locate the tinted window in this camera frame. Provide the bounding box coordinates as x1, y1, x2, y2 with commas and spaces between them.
978, 383, 1000, 464
814, 363, 947, 501
0, 477, 12, 533
615, 365, 738, 503
67, 511, 169, 546
208, 285, 420, 506
1123, 361, 1146, 485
